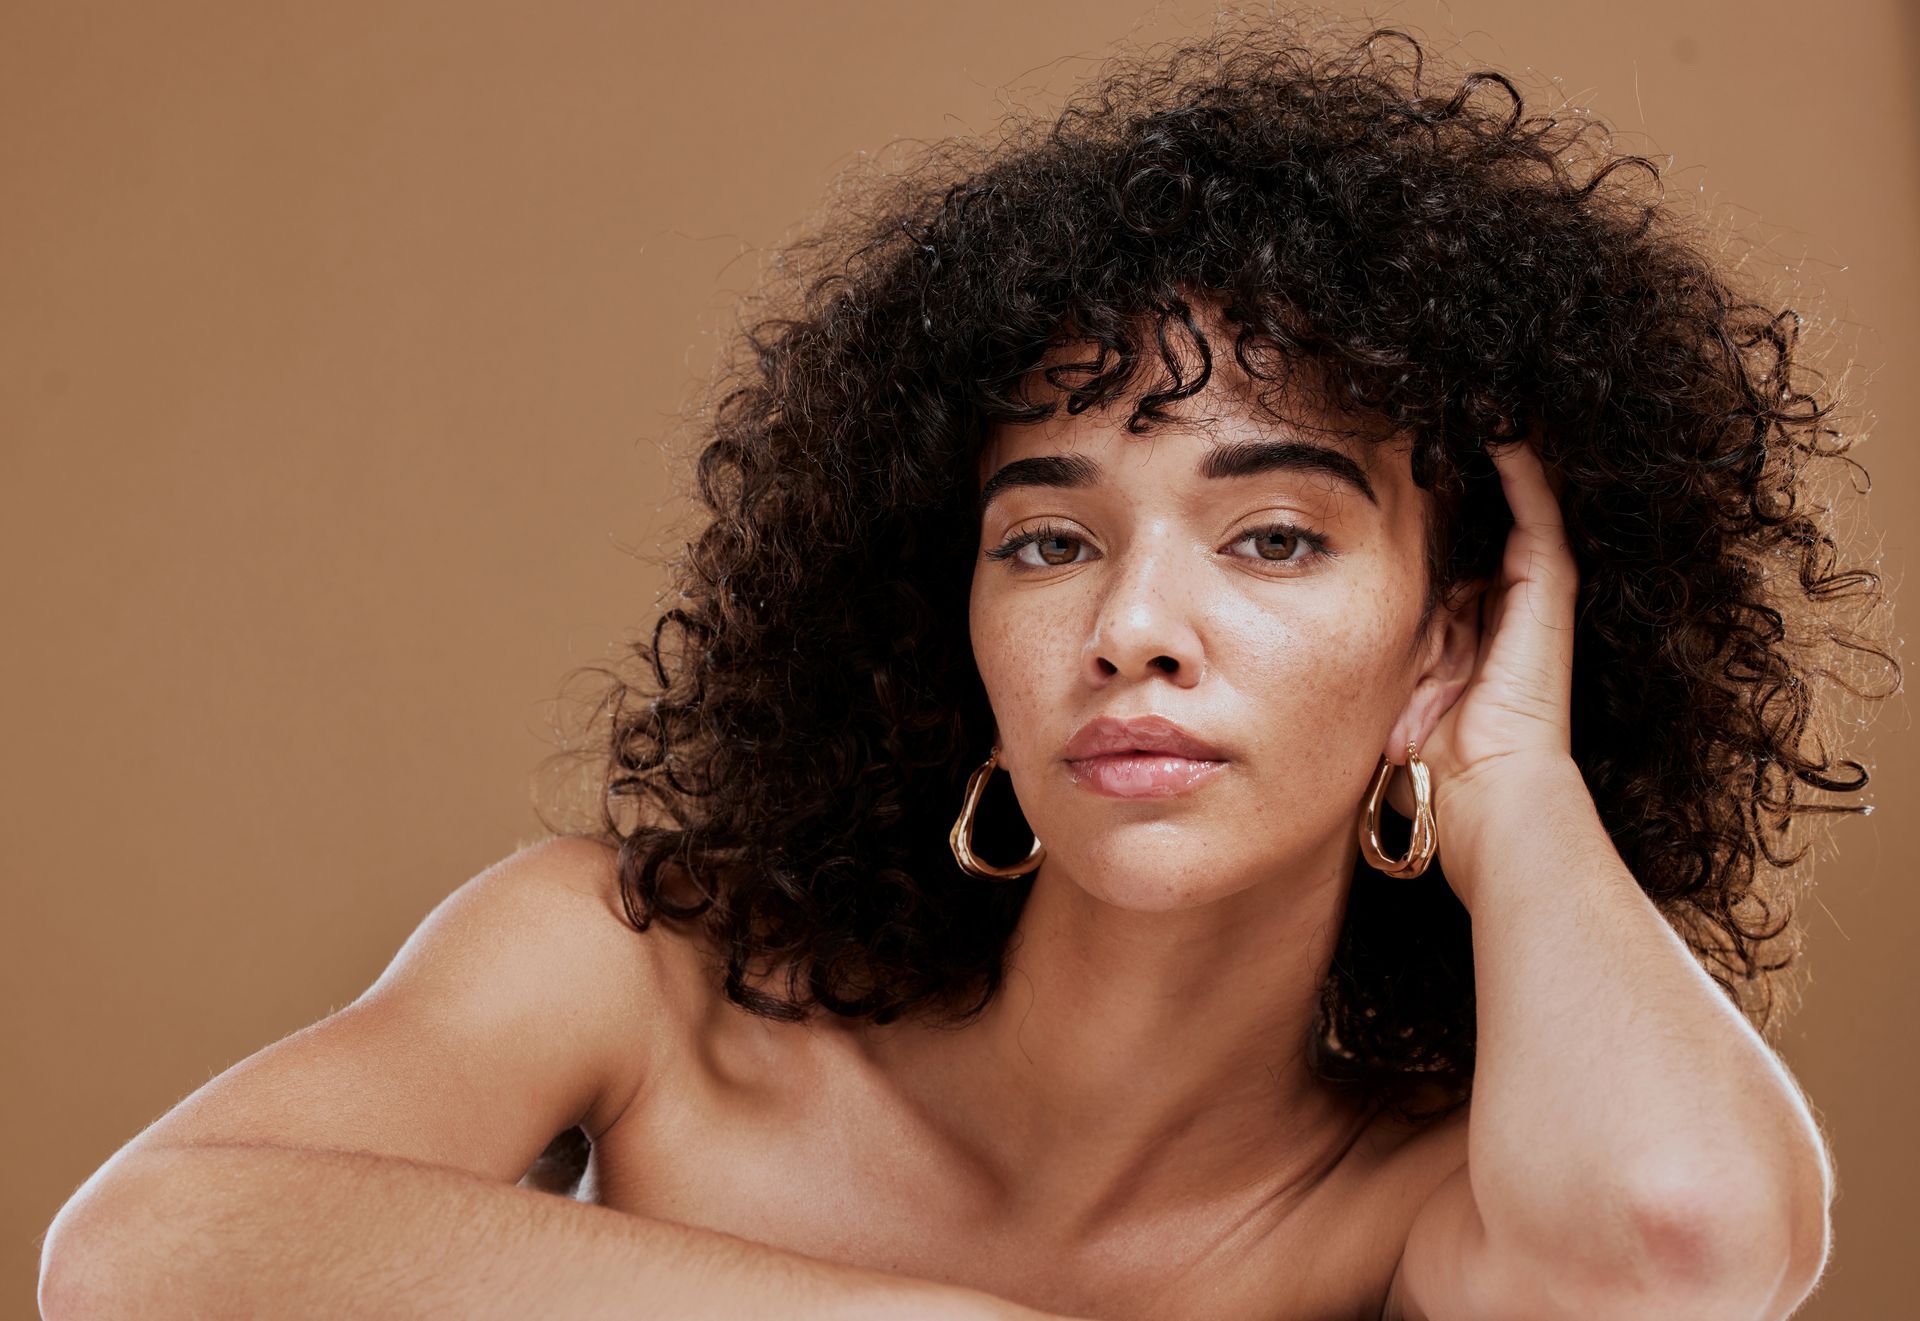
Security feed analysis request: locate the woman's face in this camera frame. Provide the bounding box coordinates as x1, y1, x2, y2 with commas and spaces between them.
969, 333, 1470, 911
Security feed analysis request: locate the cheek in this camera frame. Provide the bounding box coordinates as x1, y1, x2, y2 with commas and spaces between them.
969, 576, 1114, 769
1217, 582, 1413, 738
968, 574, 1062, 718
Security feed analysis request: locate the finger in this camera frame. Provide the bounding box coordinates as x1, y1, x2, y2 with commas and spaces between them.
1490, 439, 1578, 587
1486, 437, 1566, 538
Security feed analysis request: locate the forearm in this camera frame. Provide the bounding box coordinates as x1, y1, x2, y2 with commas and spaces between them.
1440, 757, 1829, 1307
41, 1141, 1058, 1321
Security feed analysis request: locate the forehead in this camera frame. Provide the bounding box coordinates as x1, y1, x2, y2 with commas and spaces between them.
981, 309, 1392, 454
975, 336, 1404, 511
979, 395, 1372, 468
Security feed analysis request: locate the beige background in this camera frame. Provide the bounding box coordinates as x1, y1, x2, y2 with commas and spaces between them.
4, 2, 1913, 1317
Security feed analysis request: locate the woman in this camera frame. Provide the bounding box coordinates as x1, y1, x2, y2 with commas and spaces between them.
42, 15, 1892, 1321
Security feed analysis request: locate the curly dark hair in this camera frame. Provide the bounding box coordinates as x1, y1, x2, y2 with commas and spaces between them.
543, 12, 1898, 1125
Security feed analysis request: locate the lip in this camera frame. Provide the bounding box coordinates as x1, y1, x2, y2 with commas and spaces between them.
1061, 715, 1230, 762
1061, 715, 1231, 800
1066, 752, 1229, 798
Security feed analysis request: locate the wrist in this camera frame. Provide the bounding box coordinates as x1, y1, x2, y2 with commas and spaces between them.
1435, 750, 1581, 813
1434, 753, 1593, 872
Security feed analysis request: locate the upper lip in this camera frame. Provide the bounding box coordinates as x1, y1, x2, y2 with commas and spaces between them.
1062, 715, 1230, 762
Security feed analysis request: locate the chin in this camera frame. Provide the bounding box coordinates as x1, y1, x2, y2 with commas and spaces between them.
1075, 878, 1248, 913
1052, 830, 1269, 912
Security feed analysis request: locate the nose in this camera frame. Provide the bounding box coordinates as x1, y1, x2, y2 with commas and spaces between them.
1083, 532, 1205, 687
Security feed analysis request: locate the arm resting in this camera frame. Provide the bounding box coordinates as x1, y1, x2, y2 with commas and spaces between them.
40, 1141, 1059, 1321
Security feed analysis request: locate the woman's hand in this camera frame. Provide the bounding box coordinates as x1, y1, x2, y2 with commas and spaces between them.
1407, 436, 1580, 825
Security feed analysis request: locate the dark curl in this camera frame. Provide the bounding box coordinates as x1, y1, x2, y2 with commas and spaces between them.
550, 14, 1898, 1122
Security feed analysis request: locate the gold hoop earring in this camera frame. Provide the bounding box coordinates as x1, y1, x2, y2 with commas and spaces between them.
1358, 741, 1438, 878
949, 742, 1045, 880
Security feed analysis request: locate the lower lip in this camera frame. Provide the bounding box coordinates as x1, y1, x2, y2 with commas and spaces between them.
1065, 753, 1228, 798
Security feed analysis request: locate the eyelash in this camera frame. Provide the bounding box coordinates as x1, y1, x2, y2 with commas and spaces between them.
984, 520, 1334, 571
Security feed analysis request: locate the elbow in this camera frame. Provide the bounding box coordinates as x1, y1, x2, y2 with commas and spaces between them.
1607, 1165, 1830, 1321
1488, 1133, 1833, 1320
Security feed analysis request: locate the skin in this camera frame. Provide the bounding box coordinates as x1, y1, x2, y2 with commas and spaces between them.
590, 300, 1828, 1318
52, 299, 1829, 1320
764, 295, 1825, 1316
581, 306, 1497, 1318
879, 321, 1480, 1228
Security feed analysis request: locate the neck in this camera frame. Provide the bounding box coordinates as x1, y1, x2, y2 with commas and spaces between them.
865, 838, 1377, 1234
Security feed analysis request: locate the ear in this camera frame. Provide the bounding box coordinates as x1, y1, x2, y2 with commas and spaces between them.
1384, 577, 1487, 763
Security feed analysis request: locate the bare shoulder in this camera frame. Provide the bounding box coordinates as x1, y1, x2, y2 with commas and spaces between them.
58, 832, 714, 1208
524, 836, 778, 1113
1350, 1093, 1472, 1213
1357, 1094, 1471, 1172
549, 836, 731, 1031
1306, 1091, 1473, 1267
1344, 1096, 1472, 1321
479, 833, 716, 1132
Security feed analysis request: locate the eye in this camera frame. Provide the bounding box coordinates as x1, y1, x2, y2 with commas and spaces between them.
1226, 521, 1331, 566
984, 518, 1334, 572
984, 521, 1092, 569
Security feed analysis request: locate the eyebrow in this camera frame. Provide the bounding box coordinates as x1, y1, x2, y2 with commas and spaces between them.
976, 436, 1378, 520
